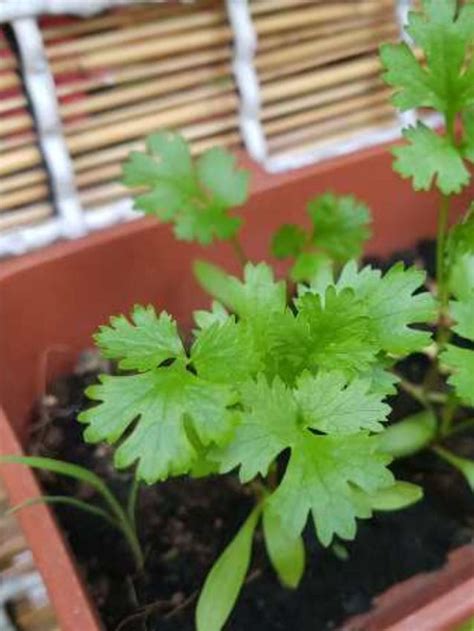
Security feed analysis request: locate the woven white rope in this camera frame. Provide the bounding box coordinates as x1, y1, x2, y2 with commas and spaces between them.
12, 17, 86, 239
0, 200, 139, 257
0, 0, 145, 22
225, 0, 267, 163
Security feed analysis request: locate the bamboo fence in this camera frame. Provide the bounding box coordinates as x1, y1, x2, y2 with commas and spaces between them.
0, 0, 401, 241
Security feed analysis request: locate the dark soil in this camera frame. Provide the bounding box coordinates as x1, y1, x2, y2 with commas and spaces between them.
27, 241, 474, 631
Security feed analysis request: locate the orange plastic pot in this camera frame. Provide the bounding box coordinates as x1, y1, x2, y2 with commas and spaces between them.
1, 144, 473, 630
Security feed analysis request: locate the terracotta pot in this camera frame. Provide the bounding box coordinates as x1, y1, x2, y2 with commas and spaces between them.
1, 143, 473, 631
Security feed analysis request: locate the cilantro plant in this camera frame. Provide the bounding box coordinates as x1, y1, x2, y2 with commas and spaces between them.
2, 3, 473, 630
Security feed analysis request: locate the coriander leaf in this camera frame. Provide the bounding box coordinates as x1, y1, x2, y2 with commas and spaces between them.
271, 224, 307, 259
380, 42, 435, 111
191, 318, 261, 384
262, 503, 305, 589
79, 364, 235, 483
380, 1, 474, 116
442, 293, 474, 406
296, 286, 378, 377
291, 251, 333, 285
308, 193, 371, 262
449, 253, 474, 300
451, 294, 474, 340
196, 147, 249, 207
338, 261, 436, 354
392, 124, 470, 195
94, 305, 185, 372
442, 345, 474, 406
195, 261, 286, 319
122, 132, 249, 244
218, 376, 298, 483
194, 301, 229, 330
270, 433, 393, 546
173, 204, 241, 245
147, 132, 194, 184
295, 371, 390, 434
196, 505, 261, 631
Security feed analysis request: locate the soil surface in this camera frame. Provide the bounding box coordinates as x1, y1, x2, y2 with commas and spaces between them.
27, 241, 474, 631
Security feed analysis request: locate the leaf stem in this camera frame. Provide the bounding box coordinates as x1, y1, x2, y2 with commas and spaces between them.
230, 236, 248, 268
436, 194, 451, 319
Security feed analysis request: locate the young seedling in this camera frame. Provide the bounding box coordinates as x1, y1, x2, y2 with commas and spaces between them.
2, 2, 473, 629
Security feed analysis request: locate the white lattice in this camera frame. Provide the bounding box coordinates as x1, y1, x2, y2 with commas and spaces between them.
1, 0, 414, 256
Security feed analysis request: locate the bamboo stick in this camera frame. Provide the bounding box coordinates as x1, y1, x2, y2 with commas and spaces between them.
0, 114, 239, 208
1, 112, 34, 137
0, 71, 20, 91
48, 0, 393, 75
59, 63, 232, 120
262, 76, 385, 122
41, 2, 212, 40
0, 94, 26, 114
261, 54, 382, 103
0, 93, 238, 175
0, 203, 52, 231
65, 79, 234, 135
54, 46, 231, 100
254, 0, 395, 35
265, 89, 391, 137
269, 107, 396, 152
250, 0, 319, 15
258, 13, 396, 52
0, 55, 16, 72
46, 9, 227, 59
257, 22, 397, 72
0, 167, 46, 196
271, 116, 398, 159
52, 25, 232, 75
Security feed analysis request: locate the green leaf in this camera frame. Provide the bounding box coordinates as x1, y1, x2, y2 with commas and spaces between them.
308, 193, 372, 262
218, 376, 298, 483
95, 305, 185, 372
338, 261, 436, 355
291, 251, 333, 285
262, 503, 305, 589
196, 147, 249, 207
447, 209, 474, 299
441, 293, 474, 406
376, 411, 437, 458
79, 364, 236, 483
194, 301, 229, 330
0, 455, 123, 524
194, 261, 286, 320
296, 286, 378, 378
380, 1, 474, 116
364, 481, 423, 511
449, 253, 474, 300
6, 495, 117, 529
196, 505, 261, 631
270, 433, 393, 546
450, 294, 474, 340
392, 124, 470, 195
122, 132, 249, 244
191, 317, 261, 384
442, 344, 474, 406
434, 446, 474, 492
295, 371, 390, 434
271, 224, 307, 259
217, 375, 394, 547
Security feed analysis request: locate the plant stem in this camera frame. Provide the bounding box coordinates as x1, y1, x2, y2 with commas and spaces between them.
436, 194, 451, 317
230, 236, 248, 268
127, 476, 140, 535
